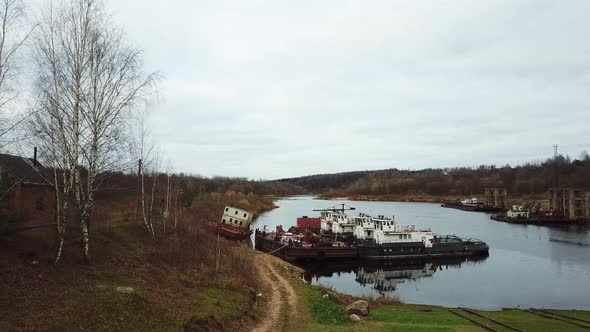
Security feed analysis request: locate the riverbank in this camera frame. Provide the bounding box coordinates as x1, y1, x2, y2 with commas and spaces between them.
0, 193, 280, 331
317, 193, 549, 207
0, 222, 266, 331
258, 252, 590, 332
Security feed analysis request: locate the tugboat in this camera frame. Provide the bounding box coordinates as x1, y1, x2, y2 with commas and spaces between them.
442, 197, 504, 213
356, 215, 488, 259
491, 205, 583, 226
203, 206, 253, 240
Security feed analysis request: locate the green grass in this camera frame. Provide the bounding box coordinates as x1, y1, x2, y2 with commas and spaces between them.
380, 326, 453, 332
548, 309, 590, 322
471, 309, 590, 332
300, 283, 350, 326
372, 306, 465, 325
294, 281, 590, 332
295, 283, 481, 332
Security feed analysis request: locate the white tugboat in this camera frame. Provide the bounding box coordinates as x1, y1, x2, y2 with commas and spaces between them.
358, 213, 488, 259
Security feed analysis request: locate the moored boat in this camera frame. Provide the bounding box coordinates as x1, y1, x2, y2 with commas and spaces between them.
203, 206, 253, 240
491, 205, 588, 226
255, 206, 489, 261
442, 198, 504, 213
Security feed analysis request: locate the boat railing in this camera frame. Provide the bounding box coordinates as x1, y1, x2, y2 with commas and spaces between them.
377, 238, 422, 244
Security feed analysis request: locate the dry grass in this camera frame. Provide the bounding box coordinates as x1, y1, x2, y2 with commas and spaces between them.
0, 193, 272, 331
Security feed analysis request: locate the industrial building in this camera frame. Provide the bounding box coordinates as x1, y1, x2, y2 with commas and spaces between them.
484, 188, 507, 209
548, 188, 590, 220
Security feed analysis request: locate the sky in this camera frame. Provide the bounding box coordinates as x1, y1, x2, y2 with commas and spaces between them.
26, 0, 590, 179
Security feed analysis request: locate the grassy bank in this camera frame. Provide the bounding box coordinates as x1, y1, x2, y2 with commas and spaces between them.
295, 282, 590, 332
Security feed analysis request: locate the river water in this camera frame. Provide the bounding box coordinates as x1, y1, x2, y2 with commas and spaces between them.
252, 196, 590, 310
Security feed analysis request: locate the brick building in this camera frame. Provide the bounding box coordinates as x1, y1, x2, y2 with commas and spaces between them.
0, 152, 56, 228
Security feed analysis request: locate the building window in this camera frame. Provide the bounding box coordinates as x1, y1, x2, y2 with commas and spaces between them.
244, 213, 247, 217
235, 211, 238, 215
225, 208, 229, 212
222, 219, 226, 224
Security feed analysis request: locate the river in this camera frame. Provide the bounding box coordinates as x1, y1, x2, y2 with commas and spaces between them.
251, 196, 590, 310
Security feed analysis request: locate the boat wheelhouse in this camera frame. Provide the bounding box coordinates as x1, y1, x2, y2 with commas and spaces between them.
331, 213, 356, 235
220, 206, 253, 229
318, 204, 356, 233
352, 213, 375, 240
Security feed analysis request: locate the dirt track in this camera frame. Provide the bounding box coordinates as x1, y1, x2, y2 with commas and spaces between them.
251, 254, 298, 332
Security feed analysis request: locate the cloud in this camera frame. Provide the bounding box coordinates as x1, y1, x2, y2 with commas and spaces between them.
29, 0, 590, 179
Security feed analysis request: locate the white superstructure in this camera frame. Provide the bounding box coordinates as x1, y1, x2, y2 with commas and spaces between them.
372, 215, 434, 247
460, 198, 479, 206
320, 210, 355, 234
352, 213, 375, 240
507, 205, 529, 219
220, 206, 253, 229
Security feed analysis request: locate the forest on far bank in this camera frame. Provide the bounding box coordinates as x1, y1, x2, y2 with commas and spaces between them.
278, 152, 590, 197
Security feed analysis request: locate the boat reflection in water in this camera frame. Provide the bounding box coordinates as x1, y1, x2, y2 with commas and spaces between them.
300, 255, 489, 296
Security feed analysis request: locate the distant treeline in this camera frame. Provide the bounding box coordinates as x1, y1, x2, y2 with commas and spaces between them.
279, 153, 590, 196
95, 172, 306, 205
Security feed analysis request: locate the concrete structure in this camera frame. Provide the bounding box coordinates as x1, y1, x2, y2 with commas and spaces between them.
548, 188, 590, 220
484, 188, 507, 209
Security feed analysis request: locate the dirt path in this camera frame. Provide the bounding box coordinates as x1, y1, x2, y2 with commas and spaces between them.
251, 254, 298, 332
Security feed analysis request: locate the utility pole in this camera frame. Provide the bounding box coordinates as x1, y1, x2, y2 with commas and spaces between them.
135, 159, 142, 223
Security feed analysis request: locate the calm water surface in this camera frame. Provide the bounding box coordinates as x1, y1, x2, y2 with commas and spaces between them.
252, 196, 590, 310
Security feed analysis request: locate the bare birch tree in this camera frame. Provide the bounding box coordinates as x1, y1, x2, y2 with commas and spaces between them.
132, 110, 157, 238
32, 0, 158, 262
0, 0, 34, 149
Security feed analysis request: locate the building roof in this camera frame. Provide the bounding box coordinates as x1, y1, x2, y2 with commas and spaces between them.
0, 153, 51, 185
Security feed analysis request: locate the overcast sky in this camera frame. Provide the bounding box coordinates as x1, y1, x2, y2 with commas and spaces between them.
30, 0, 590, 179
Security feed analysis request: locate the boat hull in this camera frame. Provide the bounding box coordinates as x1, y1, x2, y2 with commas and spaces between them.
491, 214, 589, 226
203, 221, 252, 240
357, 241, 489, 260
255, 234, 489, 261
441, 202, 503, 213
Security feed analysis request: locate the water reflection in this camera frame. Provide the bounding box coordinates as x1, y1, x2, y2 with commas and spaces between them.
301, 255, 488, 297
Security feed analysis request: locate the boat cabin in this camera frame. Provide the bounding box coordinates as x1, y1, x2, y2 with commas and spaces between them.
220, 206, 253, 229
352, 213, 375, 240
320, 211, 346, 231
460, 198, 480, 206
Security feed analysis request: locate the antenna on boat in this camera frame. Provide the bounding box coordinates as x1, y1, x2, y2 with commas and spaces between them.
313, 203, 356, 213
